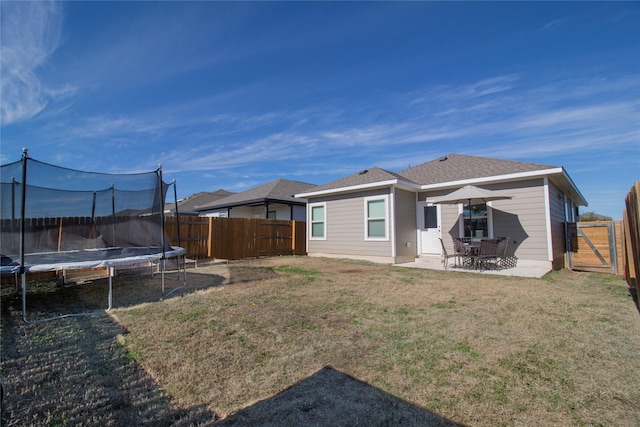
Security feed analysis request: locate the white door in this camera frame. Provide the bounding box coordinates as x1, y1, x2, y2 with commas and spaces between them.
418, 202, 441, 255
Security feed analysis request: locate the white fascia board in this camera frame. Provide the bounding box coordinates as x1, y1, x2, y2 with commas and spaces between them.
296, 179, 420, 198
558, 167, 588, 207
419, 168, 566, 191
419, 167, 588, 207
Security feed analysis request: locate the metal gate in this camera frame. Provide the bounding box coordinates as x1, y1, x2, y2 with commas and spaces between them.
570, 221, 619, 275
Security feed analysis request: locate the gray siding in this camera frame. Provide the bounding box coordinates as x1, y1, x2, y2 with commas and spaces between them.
394, 188, 417, 262
489, 180, 549, 262
548, 181, 567, 269
422, 179, 551, 262
308, 188, 393, 259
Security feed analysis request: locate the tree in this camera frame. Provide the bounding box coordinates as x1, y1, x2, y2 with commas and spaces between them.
579, 211, 612, 222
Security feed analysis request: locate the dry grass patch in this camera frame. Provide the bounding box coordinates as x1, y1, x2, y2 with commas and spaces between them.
2, 256, 639, 426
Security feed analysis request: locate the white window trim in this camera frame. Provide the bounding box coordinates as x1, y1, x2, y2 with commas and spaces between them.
364, 195, 389, 241
309, 202, 327, 241
457, 202, 494, 238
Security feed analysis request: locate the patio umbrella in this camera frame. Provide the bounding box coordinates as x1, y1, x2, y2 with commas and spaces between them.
430, 185, 513, 237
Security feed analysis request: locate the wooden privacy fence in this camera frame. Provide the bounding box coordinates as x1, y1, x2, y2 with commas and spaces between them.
569, 182, 640, 298
164, 215, 209, 259
165, 215, 306, 260
622, 182, 639, 298
570, 221, 624, 275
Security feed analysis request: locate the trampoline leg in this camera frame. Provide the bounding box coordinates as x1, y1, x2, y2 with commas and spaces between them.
182, 255, 187, 286
21, 273, 29, 323
107, 267, 113, 311
161, 259, 165, 295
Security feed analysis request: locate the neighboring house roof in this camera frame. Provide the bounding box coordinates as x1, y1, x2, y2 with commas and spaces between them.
166, 189, 235, 213
296, 153, 587, 206
195, 179, 317, 211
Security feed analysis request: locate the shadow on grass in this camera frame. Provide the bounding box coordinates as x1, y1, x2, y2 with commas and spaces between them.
1, 270, 226, 322
627, 278, 639, 315
0, 271, 225, 426
216, 366, 464, 427
0, 309, 218, 426
227, 266, 280, 284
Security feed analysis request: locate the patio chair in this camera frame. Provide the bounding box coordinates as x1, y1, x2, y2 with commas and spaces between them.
495, 237, 518, 269
483, 237, 509, 270
474, 238, 500, 270
452, 237, 473, 269
496, 237, 509, 260
439, 238, 458, 270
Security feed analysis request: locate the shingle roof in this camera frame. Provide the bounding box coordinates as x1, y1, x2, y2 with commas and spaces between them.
196, 179, 316, 210
398, 153, 558, 185
166, 189, 234, 212
300, 167, 417, 194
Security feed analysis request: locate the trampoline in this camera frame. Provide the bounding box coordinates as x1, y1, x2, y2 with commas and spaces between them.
1, 149, 187, 322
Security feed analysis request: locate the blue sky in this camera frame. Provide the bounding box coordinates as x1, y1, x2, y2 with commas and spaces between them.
1, 1, 638, 219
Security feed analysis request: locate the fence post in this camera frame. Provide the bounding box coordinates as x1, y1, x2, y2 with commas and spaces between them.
207, 216, 213, 258
622, 182, 639, 298
291, 220, 296, 253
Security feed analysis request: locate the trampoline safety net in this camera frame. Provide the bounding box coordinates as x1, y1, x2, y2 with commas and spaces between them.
1, 151, 186, 322
1, 153, 173, 269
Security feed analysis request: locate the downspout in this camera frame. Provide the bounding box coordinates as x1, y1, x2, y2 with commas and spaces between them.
562, 193, 571, 268
543, 177, 554, 264
390, 187, 396, 261
415, 192, 420, 257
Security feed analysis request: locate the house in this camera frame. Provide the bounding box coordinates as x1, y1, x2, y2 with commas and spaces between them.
165, 189, 235, 215
295, 154, 587, 271
195, 179, 316, 220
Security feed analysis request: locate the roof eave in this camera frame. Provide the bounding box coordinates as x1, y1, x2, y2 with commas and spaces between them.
195, 197, 307, 211
295, 179, 420, 198
419, 167, 588, 206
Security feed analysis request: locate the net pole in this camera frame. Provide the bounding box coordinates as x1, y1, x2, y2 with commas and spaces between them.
157, 165, 166, 293
11, 178, 16, 220
173, 180, 181, 249
91, 191, 97, 246
111, 184, 116, 248
173, 179, 186, 284
20, 149, 29, 323
11, 178, 16, 253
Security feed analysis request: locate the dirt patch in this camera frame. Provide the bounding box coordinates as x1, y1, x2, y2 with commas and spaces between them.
227, 266, 280, 284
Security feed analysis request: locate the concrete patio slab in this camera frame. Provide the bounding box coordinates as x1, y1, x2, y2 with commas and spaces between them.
395, 258, 551, 278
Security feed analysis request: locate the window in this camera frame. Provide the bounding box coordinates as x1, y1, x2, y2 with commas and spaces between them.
365, 196, 388, 240
310, 203, 326, 239
424, 205, 438, 229
463, 202, 488, 238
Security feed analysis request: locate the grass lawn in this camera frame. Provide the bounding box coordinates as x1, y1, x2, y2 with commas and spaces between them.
2, 256, 639, 426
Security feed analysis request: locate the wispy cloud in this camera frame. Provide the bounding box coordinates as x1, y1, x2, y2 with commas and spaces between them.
409, 75, 520, 106
540, 19, 567, 32
30, 69, 638, 186
0, 1, 68, 126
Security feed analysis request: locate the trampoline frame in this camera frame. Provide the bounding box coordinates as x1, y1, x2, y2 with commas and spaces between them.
5, 247, 187, 323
